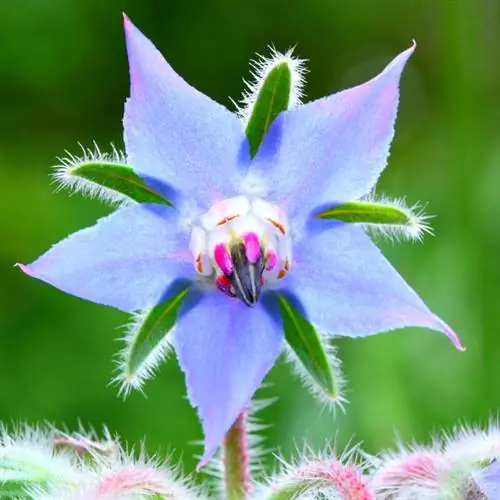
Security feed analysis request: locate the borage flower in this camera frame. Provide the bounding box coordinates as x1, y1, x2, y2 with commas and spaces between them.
19, 17, 463, 467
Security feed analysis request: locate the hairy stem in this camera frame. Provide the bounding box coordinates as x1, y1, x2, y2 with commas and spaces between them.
223, 411, 251, 500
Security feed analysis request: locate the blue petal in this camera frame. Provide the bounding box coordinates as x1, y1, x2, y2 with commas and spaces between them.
18, 204, 192, 313
248, 45, 414, 223
123, 16, 248, 209
475, 460, 500, 498
280, 223, 463, 349
174, 290, 283, 467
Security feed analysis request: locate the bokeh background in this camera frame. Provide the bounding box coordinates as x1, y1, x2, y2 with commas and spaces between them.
1, 0, 498, 480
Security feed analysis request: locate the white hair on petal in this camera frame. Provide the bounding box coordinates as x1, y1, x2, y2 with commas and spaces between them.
361, 193, 434, 243
51, 142, 131, 206
234, 46, 307, 125
112, 309, 176, 399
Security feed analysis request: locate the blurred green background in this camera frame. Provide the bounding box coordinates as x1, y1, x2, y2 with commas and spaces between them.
0, 0, 497, 478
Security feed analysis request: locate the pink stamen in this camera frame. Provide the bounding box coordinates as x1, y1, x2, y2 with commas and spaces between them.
216, 275, 235, 297
265, 250, 277, 271
243, 233, 261, 264
214, 244, 233, 275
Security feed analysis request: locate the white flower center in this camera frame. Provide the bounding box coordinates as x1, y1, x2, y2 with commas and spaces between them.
188, 196, 292, 304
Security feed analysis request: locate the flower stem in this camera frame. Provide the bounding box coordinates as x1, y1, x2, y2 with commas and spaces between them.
223, 411, 251, 500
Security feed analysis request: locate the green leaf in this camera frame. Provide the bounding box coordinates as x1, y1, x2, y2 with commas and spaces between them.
120, 285, 191, 390
277, 295, 340, 400
245, 61, 292, 157
315, 200, 411, 225
62, 161, 171, 206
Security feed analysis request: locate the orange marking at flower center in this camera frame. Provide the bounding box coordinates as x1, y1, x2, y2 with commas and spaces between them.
276, 259, 290, 280
196, 254, 203, 273
267, 218, 286, 235
216, 214, 239, 226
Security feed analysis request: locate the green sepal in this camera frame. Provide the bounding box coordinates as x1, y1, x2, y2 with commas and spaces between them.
67, 161, 171, 206
121, 285, 191, 384
315, 200, 411, 225
245, 62, 292, 157
277, 295, 340, 400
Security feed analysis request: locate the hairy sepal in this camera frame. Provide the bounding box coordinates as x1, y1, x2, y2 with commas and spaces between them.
0, 424, 82, 498
277, 295, 345, 409
237, 47, 306, 157
36, 450, 202, 500
315, 197, 432, 242
115, 286, 190, 397
245, 62, 291, 158
53, 145, 171, 206
263, 445, 372, 500
8, 425, 204, 500
370, 421, 500, 499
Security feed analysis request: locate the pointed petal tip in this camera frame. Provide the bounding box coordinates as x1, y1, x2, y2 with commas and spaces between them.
248, 41, 418, 215
392, 41, 416, 68
405, 40, 417, 54
15, 263, 33, 277
122, 13, 132, 27
123, 13, 143, 46
123, 14, 137, 59
399, 40, 416, 60
175, 297, 282, 476
436, 316, 465, 351
451, 334, 466, 352
196, 446, 217, 471
195, 458, 208, 472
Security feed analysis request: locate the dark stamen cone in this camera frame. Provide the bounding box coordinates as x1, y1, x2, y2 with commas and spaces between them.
228, 242, 264, 307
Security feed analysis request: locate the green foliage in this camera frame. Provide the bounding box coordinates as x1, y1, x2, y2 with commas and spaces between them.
120, 286, 190, 389
277, 295, 340, 401
245, 62, 292, 157
316, 200, 410, 225
66, 161, 171, 206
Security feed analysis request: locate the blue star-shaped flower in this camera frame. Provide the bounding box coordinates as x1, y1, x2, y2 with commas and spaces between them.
19, 17, 463, 466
